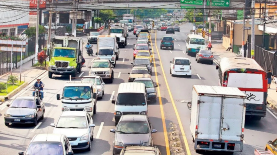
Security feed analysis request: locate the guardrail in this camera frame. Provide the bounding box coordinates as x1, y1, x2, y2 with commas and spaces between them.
97, 26, 105, 32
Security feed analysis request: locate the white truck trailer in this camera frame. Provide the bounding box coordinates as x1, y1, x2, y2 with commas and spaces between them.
188, 85, 246, 154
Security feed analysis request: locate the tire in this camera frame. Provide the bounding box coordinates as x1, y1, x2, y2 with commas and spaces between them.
103, 91, 104, 95
172, 47, 174, 50
116, 55, 119, 60
170, 69, 171, 74
91, 135, 94, 141
210, 61, 213, 64
115, 119, 119, 126
72, 71, 77, 77
160, 46, 162, 49
77, 64, 81, 73
197, 59, 200, 63
93, 104, 96, 115
41, 111, 45, 120
195, 58, 197, 61
188, 75, 192, 78
5, 123, 9, 126
86, 142, 91, 151
33, 116, 38, 126
48, 72, 53, 78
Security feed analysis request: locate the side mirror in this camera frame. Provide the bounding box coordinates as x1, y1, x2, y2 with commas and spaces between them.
170, 61, 172, 63
187, 101, 192, 110
6, 104, 10, 107
50, 123, 55, 127
216, 65, 219, 70
89, 124, 96, 127
268, 140, 273, 144
110, 129, 116, 133
57, 94, 60, 100
112, 99, 115, 104
93, 93, 97, 99
151, 129, 157, 133
18, 152, 24, 155
37, 105, 41, 108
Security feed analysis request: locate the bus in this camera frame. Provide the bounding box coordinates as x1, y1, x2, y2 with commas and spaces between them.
216, 57, 267, 120
185, 34, 206, 55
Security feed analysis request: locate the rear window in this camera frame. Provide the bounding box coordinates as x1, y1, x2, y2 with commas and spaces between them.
163, 37, 173, 41
167, 28, 174, 31
117, 93, 146, 106
26, 142, 64, 155
175, 59, 190, 65
199, 50, 212, 54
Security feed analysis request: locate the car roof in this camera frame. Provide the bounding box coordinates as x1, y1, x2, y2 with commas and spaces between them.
137, 44, 148, 46
188, 34, 204, 39
133, 66, 148, 69
123, 146, 159, 155
60, 111, 88, 117
134, 78, 152, 81
120, 115, 147, 121
135, 58, 150, 60
118, 83, 145, 93
32, 134, 64, 142
137, 51, 149, 53
174, 57, 190, 60
163, 36, 173, 38
64, 81, 92, 87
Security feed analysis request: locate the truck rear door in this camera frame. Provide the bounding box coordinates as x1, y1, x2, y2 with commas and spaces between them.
221, 97, 244, 141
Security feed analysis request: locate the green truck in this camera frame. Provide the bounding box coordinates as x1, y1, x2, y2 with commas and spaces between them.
48, 36, 84, 78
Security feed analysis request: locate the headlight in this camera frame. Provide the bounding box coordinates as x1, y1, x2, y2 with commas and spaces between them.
105, 71, 110, 74
115, 111, 122, 115
67, 66, 73, 68
149, 93, 156, 96
25, 114, 35, 118
114, 142, 124, 148
85, 106, 92, 112
80, 133, 89, 141
4, 114, 11, 117
140, 111, 147, 115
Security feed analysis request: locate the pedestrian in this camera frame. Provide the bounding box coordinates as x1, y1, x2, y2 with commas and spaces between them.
207, 41, 212, 50
267, 70, 273, 89
243, 41, 248, 57
226, 44, 232, 51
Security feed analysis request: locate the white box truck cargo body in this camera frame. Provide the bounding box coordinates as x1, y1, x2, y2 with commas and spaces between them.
189, 85, 246, 153
97, 35, 120, 65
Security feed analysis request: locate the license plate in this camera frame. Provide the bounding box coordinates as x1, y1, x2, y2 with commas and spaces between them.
164, 42, 170, 44
213, 144, 221, 148
180, 68, 184, 70
14, 119, 20, 122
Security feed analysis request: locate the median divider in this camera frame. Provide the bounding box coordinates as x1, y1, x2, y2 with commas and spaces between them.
168, 122, 185, 155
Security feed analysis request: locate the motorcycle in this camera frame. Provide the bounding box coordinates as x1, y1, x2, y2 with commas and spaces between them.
33, 87, 44, 100
86, 46, 93, 56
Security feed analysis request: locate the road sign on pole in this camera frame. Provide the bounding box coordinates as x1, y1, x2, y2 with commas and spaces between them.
180, 0, 230, 7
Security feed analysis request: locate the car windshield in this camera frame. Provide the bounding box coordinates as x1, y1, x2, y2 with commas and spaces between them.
56, 116, 87, 128
63, 86, 91, 99
137, 41, 148, 44
11, 99, 36, 108
116, 93, 146, 106
53, 49, 75, 58
140, 33, 147, 36
190, 38, 205, 45
110, 29, 123, 33
26, 142, 64, 155
134, 80, 154, 88
136, 45, 149, 50
175, 59, 190, 65
81, 78, 101, 85
167, 28, 174, 31
136, 26, 143, 29
117, 121, 149, 134
91, 62, 109, 68
99, 49, 113, 55
137, 52, 150, 56
131, 69, 149, 74
163, 37, 173, 41
134, 59, 150, 65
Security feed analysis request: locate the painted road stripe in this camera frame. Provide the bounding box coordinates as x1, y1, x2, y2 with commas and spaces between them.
79, 72, 84, 77
118, 72, 121, 78
110, 91, 115, 101
170, 50, 172, 53
31, 122, 42, 132
96, 122, 104, 139
123, 58, 125, 63
196, 74, 201, 80
183, 51, 185, 54
267, 108, 277, 120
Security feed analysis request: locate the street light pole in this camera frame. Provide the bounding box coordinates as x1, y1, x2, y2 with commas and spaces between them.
250, 0, 255, 58
208, 0, 212, 42
242, 8, 246, 57
20, 39, 23, 83
35, 0, 40, 63
262, 0, 267, 48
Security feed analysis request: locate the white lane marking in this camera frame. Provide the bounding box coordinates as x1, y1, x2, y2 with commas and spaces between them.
170, 50, 172, 53
196, 74, 201, 80
123, 58, 125, 63
118, 72, 121, 78
178, 44, 180, 46
183, 51, 185, 54
267, 108, 277, 120
243, 140, 246, 143
128, 43, 129, 45
31, 122, 42, 132
110, 91, 115, 101
79, 72, 84, 77
96, 122, 104, 139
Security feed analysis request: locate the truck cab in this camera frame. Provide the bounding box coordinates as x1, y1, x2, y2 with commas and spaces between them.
96, 47, 117, 66
56, 81, 97, 116
109, 25, 127, 48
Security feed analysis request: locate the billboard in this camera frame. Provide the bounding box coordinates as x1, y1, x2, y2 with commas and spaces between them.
29, 0, 46, 9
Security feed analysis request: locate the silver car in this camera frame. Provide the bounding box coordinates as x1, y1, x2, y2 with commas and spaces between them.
81, 75, 105, 99
196, 50, 214, 64
51, 111, 95, 151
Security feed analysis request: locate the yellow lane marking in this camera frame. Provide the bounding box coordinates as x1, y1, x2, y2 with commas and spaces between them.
150, 33, 170, 155
154, 32, 192, 155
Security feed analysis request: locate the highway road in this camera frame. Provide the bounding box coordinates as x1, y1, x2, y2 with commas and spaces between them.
0, 23, 277, 155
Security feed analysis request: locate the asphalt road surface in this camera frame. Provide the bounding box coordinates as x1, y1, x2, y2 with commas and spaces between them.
0, 23, 277, 155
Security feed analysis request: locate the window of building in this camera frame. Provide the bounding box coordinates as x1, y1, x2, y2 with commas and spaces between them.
10, 28, 16, 36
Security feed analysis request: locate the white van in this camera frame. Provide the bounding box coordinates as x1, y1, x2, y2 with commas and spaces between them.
112, 83, 147, 125
170, 57, 191, 77
185, 34, 206, 55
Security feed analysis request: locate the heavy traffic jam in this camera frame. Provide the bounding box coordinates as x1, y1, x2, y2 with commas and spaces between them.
2, 17, 277, 155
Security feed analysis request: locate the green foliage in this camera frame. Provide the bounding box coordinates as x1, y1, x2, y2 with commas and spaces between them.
99, 10, 115, 22
205, 22, 215, 29
237, 10, 244, 20
130, 9, 168, 18
66, 26, 72, 33
8, 75, 18, 85
0, 82, 24, 96
185, 10, 203, 22
94, 17, 103, 23
0, 83, 5, 93
25, 25, 46, 37
0, 36, 21, 40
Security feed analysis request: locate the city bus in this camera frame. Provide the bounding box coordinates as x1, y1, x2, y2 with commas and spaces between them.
216, 57, 267, 120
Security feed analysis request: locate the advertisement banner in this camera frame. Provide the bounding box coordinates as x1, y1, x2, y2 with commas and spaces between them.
29, 0, 46, 9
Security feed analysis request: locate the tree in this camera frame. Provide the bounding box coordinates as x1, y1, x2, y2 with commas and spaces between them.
0, 83, 5, 93
99, 10, 115, 23
130, 9, 167, 18
8, 75, 18, 85
25, 25, 46, 37
94, 17, 103, 24
37, 50, 47, 65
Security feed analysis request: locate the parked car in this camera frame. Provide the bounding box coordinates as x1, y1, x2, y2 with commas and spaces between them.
160, 36, 174, 50
196, 50, 214, 64
170, 57, 191, 77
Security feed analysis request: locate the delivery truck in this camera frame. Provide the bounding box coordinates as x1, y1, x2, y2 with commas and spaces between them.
187, 85, 246, 154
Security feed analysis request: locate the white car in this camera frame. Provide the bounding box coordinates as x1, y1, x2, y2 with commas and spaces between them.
81, 75, 105, 99
51, 111, 95, 151
19, 134, 74, 155
169, 57, 191, 77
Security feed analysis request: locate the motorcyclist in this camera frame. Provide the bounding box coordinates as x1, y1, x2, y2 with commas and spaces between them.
85, 43, 93, 55
33, 78, 44, 100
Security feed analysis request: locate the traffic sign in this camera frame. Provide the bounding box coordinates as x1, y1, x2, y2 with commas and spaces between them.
180, 0, 203, 5
180, 0, 230, 7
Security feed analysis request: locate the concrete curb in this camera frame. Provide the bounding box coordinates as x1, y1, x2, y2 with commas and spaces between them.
267, 98, 277, 113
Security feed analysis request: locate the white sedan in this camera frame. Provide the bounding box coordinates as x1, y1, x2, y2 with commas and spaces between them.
170, 57, 191, 77
81, 76, 105, 99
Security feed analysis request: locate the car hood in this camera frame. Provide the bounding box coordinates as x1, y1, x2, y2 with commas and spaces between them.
53, 128, 88, 137
146, 87, 155, 94
97, 55, 113, 60
90, 68, 110, 72
7, 108, 36, 116
115, 133, 151, 145
89, 36, 98, 38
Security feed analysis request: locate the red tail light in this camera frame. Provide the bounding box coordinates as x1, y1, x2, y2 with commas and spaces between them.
199, 54, 203, 57
228, 143, 235, 147
200, 142, 208, 145
210, 55, 214, 58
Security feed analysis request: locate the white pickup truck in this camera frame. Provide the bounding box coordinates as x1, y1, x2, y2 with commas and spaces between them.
187, 85, 246, 154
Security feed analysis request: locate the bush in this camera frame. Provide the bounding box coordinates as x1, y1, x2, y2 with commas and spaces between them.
38, 50, 47, 65
0, 83, 5, 92
8, 75, 18, 85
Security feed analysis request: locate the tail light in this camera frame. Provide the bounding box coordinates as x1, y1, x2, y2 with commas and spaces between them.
256, 106, 263, 110
228, 143, 235, 147
210, 55, 214, 58
199, 54, 203, 57
200, 142, 208, 145
173, 65, 175, 69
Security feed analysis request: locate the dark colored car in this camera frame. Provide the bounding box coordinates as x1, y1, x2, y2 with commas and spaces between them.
174, 26, 180, 32
196, 50, 214, 64
134, 78, 157, 102
4, 96, 45, 126
166, 27, 175, 34
160, 36, 174, 50
110, 115, 157, 155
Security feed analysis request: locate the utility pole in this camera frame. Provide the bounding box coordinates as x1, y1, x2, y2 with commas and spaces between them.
35, 0, 40, 63
47, 0, 53, 61
262, 0, 267, 48
242, 8, 246, 57
203, 0, 206, 31
250, 0, 255, 58
72, 0, 77, 37
208, 0, 211, 42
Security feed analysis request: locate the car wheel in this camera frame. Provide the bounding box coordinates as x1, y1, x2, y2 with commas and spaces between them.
33, 116, 38, 126
188, 75, 192, 78
91, 135, 94, 141
71, 71, 77, 77
5, 123, 9, 126
170, 69, 171, 74
41, 111, 45, 120
86, 142, 91, 151
93, 104, 96, 114
197, 59, 200, 63
103, 91, 105, 95
48, 72, 53, 78
116, 55, 119, 60
210, 61, 213, 64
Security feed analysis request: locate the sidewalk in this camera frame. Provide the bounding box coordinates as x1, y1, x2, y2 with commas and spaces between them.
210, 41, 277, 114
